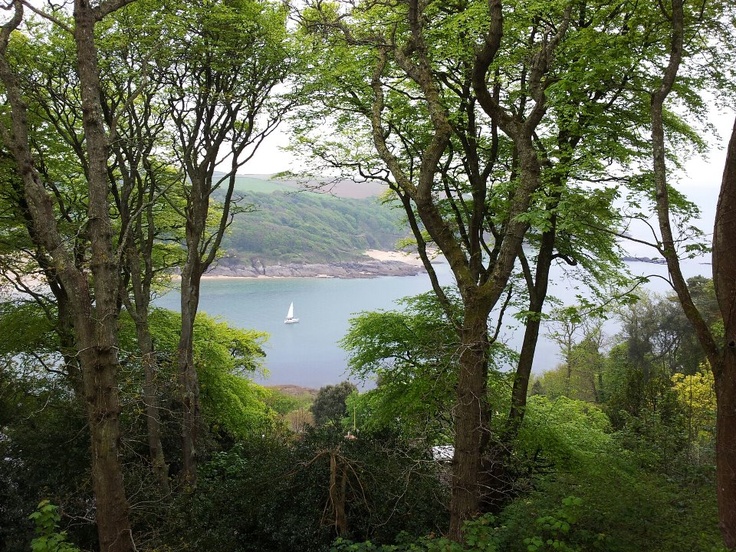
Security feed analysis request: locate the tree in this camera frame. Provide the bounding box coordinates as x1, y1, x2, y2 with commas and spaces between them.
343, 306, 454, 440
295, 1, 575, 536
341, 292, 461, 439
0, 300, 273, 549
711, 118, 736, 546
0, 2, 138, 549
342, 291, 515, 443
671, 366, 717, 465
150, 0, 294, 482
295, 0, 702, 537
641, 0, 736, 544
97, 3, 188, 492
311, 381, 357, 428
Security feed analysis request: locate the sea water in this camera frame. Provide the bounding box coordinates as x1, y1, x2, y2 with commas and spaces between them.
155, 259, 710, 388
155, 263, 455, 388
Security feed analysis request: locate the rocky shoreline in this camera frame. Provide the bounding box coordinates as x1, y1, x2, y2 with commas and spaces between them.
205, 258, 426, 279
621, 256, 668, 265
203, 253, 706, 279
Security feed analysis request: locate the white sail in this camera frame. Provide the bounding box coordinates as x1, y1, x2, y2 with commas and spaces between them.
284, 301, 299, 324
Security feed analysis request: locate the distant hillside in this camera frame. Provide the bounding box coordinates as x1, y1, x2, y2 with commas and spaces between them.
231, 175, 295, 194
219, 186, 409, 265
233, 174, 388, 199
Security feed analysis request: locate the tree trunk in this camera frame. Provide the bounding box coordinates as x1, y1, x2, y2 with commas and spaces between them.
122, 205, 169, 492
143, 352, 170, 493
507, 215, 557, 438
715, 367, 736, 549
329, 450, 349, 537
713, 117, 736, 549
77, 321, 133, 552
134, 312, 170, 494
649, 2, 734, 546
179, 233, 203, 484
449, 301, 491, 540
9, 180, 85, 396
72, 3, 135, 549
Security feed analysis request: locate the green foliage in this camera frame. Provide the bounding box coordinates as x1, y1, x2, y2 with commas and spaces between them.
342, 290, 515, 442
538, 281, 722, 478
222, 190, 406, 263
537, 317, 607, 403
671, 366, 716, 462
119, 307, 274, 441
340, 291, 459, 439
330, 514, 502, 551
311, 381, 358, 427
1, 1, 732, 550
266, 387, 316, 415
0, 301, 59, 365
496, 394, 723, 552
523, 497, 596, 552
498, 457, 722, 552
0, 302, 279, 549
0, 363, 92, 550
163, 427, 447, 552
28, 501, 80, 552
516, 396, 613, 472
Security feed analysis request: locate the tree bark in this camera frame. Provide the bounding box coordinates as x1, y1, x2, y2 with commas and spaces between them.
449, 301, 491, 539
713, 117, 736, 549
126, 253, 170, 493
507, 211, 557, 437
72, 3, 135, 549
715, 366, 736, 549
329, 450, 349, 537
119, 199, 170, 493
179, 239, 203, 484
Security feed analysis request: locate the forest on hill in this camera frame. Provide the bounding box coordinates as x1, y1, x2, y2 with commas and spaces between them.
1, 1, 736, 552
219, 183, 407, 264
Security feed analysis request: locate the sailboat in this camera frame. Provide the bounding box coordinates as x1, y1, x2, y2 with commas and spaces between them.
284, 301, 299, 324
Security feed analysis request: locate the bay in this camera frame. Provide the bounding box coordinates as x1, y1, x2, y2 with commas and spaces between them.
155, 258, 710, 389
155, 263, 454, 388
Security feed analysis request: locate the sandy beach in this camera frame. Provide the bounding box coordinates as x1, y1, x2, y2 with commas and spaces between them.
363, 249, 425, 266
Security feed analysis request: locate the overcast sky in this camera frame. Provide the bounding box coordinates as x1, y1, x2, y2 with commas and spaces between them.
678, 111, 734, 235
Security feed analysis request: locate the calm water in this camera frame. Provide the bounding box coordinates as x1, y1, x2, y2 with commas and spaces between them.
156, 263, 455, 387
155, 259, 710, 388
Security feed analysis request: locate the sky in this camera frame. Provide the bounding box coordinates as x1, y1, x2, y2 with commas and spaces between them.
240, 128, 295, 176
675, 111, 734, 239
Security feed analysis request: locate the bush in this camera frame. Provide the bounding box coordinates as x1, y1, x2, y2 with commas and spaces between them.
161, 427, 447, 552
29, 501, 81, 552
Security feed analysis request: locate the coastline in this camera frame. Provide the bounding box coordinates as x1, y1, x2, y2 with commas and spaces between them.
363, 249, 424, 265
201, 249, 428, 280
